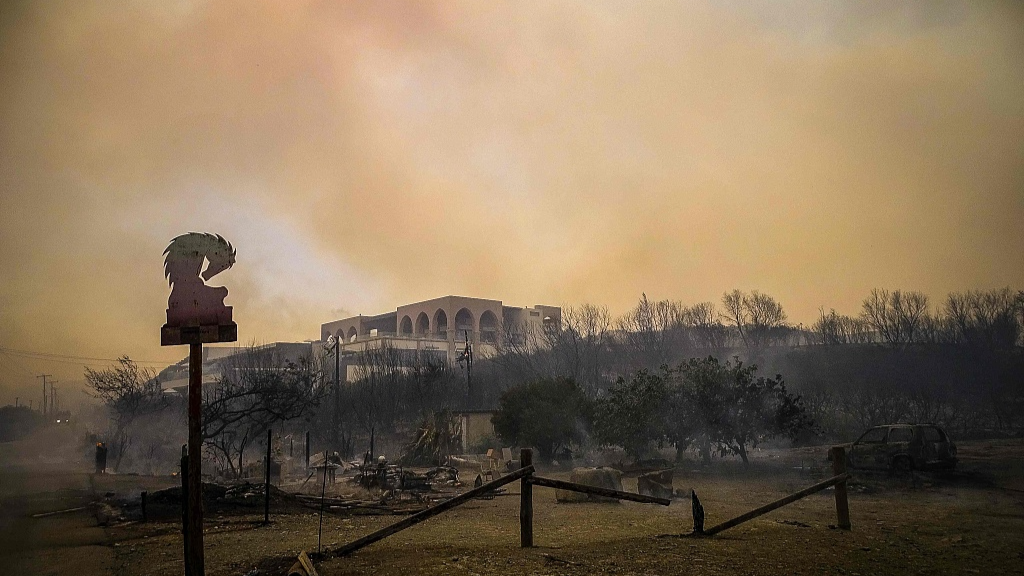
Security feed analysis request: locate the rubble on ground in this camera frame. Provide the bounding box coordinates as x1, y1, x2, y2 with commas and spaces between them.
556, 467, 623, 503
637, 469, 675, 500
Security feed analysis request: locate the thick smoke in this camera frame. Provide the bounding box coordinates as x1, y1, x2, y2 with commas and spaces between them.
1, 1, 1022, 399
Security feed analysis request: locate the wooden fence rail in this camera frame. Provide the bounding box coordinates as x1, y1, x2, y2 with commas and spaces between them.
319, 464, 536, 559
314, 445, 852, 567
701, 446, 852, 536
702, 472, 850, 536
527, 476, 672, 506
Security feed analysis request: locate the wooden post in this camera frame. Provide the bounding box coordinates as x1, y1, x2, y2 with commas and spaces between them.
831, 446, 851, 530
318, 451, 328, 554
141, 491, 148, 523
691, 489, 705, 534
186, 343, 204, 576
180, 445, 191, 576
264, 428, 272, 525
520, 448, 533, 548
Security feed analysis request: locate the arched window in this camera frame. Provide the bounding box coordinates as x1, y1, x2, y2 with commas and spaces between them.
415, 312, 430, 335
480, 310, 498, 343
433, 309, 448, 339
455, 308, 474, 341
399, 315, 413, 335
347, 327, 358, 342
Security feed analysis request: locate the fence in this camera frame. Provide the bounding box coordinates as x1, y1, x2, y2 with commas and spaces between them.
181, 443, 853, 576
305, 446, 850, 562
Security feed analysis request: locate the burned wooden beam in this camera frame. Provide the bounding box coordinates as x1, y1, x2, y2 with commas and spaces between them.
691, 489, 704, 534
321, 464, 536, 559
30, 505, 91, 518
702, 472, 851, 536
287, 551, 319, 576
528, 476, 671, 506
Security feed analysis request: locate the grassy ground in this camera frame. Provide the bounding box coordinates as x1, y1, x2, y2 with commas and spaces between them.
4, 438, 1024, 575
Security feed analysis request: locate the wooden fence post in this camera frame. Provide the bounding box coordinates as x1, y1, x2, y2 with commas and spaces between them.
830, 446, 851, 530
318, 451, 328, 555
520, 448, 533, 548
265, 428, 272, 525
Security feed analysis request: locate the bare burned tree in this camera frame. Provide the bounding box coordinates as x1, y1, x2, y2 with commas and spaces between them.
721, 289, 749, 347
943, 288, 1023, 349
680, 301, 730, 353
554, 304, 615, 393
407, 357, 460, 417
202, 345, 327, 478
348, 339, 407, 445
615, 293, 686, 371
861, 289, 930, 347
493, 303, 615, 394
722, 290, 791, 348
813, 308, 874, 345
85, 356, 167, 472
492, 319, 547, 382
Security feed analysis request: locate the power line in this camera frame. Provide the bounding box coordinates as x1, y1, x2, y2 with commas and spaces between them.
0, 351, 36, 377
0, 346, 171, 366
2, 352, 125, 368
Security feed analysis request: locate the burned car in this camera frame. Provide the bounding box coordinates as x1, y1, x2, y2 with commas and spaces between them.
841, 424, 957, 473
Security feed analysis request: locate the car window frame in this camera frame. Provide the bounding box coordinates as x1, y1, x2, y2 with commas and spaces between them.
922, 426, 944, 443
855, 427, 889, 444
887, 427, 915, 443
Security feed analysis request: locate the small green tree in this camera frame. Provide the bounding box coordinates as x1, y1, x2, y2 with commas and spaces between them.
667, 357, 814, 467
491, 377, 591, 462
592, 370, 669, 461
665, 358, 727, 464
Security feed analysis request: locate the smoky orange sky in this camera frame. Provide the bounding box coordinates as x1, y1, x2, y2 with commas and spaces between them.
1, 1, 1022, 402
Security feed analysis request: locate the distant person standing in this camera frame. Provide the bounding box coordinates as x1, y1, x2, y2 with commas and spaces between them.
95, 442, 108, 474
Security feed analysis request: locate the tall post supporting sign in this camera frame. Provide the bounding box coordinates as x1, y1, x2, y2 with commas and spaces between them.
161, 233, 238, 576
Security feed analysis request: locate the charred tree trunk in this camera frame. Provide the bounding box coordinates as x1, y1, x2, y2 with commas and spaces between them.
699, 437, 712, 466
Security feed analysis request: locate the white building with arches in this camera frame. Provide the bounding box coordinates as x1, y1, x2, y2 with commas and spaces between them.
320, 295, 560, 382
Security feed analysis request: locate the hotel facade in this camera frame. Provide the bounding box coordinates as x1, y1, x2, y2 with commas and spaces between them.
320, 295, 561, 382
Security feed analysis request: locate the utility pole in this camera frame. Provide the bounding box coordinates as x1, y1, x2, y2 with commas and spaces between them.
456, 331, 473, 405
323, 335, 342, 457
49, 381, 59, 415
334, 335, 340, 390
37, 374, 52, 415
334, 336, 341, 454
